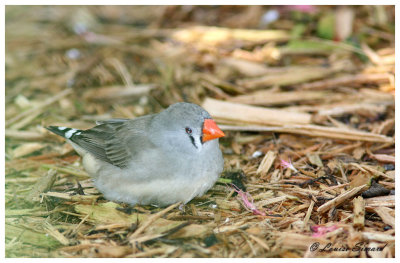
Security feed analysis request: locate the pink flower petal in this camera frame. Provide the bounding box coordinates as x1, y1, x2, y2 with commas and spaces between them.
280, 159, 298, 172
231, 184, 266, 216
311, 225, 338, 237
288, 5, 317, 14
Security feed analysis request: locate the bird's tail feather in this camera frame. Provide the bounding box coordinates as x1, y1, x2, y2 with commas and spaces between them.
46, 126, 82, 139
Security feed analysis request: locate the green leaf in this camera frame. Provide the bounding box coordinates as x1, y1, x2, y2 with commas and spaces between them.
317, 13, 335, 39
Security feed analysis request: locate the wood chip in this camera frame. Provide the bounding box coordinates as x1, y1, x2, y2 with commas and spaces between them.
317, 184, 369, 214
372, 207, 395, 228
256, 151, 276, 177
352, 196, 365, 229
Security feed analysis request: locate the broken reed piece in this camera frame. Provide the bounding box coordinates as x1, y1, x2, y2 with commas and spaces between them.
219, 124, 393, 143
298, 73, 392, 90
352, 196, 365, 230
202, 98, 312, 126
317, 184, 369, 214
227, 90, 332, 106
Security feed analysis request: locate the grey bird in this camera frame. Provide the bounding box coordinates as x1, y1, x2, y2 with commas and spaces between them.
47, 102, 225, 206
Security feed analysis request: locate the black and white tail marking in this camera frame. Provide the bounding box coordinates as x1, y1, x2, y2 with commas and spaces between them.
46, 126, 82, 139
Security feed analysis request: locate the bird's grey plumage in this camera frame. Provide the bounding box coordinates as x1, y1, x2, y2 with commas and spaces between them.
47, 102, 224, 206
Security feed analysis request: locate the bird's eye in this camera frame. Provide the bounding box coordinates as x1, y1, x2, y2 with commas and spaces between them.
185, 127, 192, 134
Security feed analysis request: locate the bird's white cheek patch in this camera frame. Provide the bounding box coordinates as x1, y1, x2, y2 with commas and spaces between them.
194, 136, 203, 151
65, 129, 78, 139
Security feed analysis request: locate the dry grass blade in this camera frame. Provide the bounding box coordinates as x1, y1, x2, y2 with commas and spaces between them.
128, 202, 181, 241
6, 88, 72, 127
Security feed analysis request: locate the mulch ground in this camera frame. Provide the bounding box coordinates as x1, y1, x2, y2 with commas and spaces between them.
5, 6, 395, 258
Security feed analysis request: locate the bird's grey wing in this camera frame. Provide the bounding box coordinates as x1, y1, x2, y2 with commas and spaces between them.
68, 122, 124, 166
95, 118, 130, 125
104, 116, 155, 168
70, 115, 154, 168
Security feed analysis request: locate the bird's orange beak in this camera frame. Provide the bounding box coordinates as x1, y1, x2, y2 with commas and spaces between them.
202, 119, 225, 142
